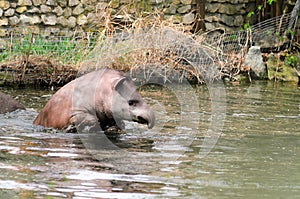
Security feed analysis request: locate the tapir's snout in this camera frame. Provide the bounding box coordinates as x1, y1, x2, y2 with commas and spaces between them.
133, 107, 155, 129
147, 109, 155, 129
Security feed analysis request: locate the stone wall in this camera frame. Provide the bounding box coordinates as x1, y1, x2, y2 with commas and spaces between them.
0, 0, 298, 36
205, 0, 256, 32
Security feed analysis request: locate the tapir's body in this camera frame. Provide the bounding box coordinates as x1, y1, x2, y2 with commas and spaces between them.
0, 91, 25, 114
33, 69, 155, 130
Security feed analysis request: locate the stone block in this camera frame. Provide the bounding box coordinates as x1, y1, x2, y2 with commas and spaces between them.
205, 15, 219, 23
81, 0, 98, 4
177, 5, 191, 14
68, 16, 76, 27
16, 6, 27, 13
69, 0, 80, 7
182, 12, 194, 24
4, 8, 15, 17
28, 7, 41, 13
233, 15, 244, 26
9, 16, 20, 26
0, 18, 8, 26
172, 0, 181, 5
86, 12, 97, 24
73, 3, 84, 15
41, 14, 57, 25
181, 0, 192, 5
20, 14, 31, 23
18, 0, 32, 6
57, 0, 67, 7
85, 5, 94, 12
77, 14, 87, 25
46, 0, 57, 6
217, 13, 236, 26
218, 4, 238, 15
10, 3, 17, 8
41, 5, 52, 13
57, 15, 68, 26
30, 15, 41, 24
164, 3, 177, 14
32, 0, 42, 6
64, 7, 72, 17
0, 29, 7, 36
0, 1, 10, 10
206, 3, 219, 13
150, 0, 163, 4
96, 2, 108, 10
53, 6, 63, 16
204, 22, 217, 30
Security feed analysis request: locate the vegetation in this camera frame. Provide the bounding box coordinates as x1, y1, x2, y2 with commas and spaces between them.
0, 31, 98, 87
0, 0, 299, 87
0, 33, 97, 64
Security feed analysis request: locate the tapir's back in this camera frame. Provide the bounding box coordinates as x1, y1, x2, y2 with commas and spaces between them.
33, 82, 73, 129
33, 69, 124, 129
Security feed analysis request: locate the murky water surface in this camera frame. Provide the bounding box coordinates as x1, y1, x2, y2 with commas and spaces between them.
0, 81, 299, 198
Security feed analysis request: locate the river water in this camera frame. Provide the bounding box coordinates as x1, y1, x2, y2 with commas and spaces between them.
0, 81, 299, 198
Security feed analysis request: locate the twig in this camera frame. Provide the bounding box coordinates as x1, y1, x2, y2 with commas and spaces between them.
21, 33, 34, 82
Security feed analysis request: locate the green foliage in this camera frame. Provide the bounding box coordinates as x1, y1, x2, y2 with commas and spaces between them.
242, 0, 277, 30
285, 54, 298, 67
242, 11, 255, 30
0, 50, 9, 61
267, 0, 276, 5
247, 11, 254, 18
0, 33, 97, 65
288, 29, 295, 36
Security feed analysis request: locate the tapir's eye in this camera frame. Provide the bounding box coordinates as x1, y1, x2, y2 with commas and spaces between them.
128, 100, 138, 106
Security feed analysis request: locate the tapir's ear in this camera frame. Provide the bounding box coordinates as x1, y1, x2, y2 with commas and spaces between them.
113, 77, 128, 96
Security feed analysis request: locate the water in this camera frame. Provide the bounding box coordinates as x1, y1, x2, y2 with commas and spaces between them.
0, 81, 299, 198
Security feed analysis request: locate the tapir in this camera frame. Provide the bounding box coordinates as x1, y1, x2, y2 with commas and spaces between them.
33, 68, 155, 131
0, 91, 25, 114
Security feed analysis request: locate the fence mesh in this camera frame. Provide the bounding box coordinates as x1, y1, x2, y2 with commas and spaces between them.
201, 11, 298, 80
0, 29, 99, 65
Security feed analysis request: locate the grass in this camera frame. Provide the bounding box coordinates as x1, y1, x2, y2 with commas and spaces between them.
0, 32, 98, 66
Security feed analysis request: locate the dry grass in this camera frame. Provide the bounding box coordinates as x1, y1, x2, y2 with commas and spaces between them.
79, 10, 225, 84
0, 56, 77, 87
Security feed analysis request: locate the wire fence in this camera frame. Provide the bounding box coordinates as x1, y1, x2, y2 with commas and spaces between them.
0, 29, 99, 65
201, 10, 298, 80
205, 12, 297, 53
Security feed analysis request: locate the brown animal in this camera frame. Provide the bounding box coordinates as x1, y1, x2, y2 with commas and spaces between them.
0, 91, 25, 114
33, 68, 155, 131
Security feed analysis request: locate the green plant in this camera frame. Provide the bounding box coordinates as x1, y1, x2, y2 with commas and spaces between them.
0, 33, 98, 65
285, 54, 298, 67
242, 0, 277, 30
267, 0, 276, 5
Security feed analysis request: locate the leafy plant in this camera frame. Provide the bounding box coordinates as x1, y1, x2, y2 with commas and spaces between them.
247, 11, 255, 18
285, 54, 298, 67
267, 0, 276, 5
242, 0, 277, 30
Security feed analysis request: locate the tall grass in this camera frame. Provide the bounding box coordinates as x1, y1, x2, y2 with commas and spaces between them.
0, 32, 98, 66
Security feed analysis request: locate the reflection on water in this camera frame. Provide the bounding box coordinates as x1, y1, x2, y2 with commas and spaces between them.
0, 81, 299, 198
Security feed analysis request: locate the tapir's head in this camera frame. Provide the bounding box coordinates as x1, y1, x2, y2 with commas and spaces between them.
111, 76, 155, 129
